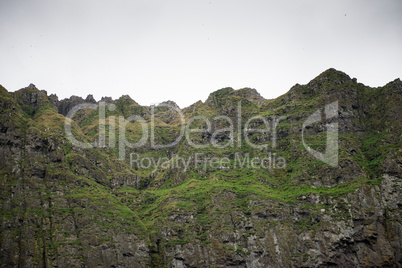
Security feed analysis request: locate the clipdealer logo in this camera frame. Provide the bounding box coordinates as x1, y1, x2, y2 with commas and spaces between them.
64, 101, 338, 170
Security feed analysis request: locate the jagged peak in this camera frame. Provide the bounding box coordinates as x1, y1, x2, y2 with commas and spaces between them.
85, 94, 96, 103
60, 95, 85, 102
158, 100, 180, 109
115, 95, 139, 106
205, 86, 268, 107
116, 94, 133, 101
100, 96, 114, 103
190, 100, 204, 108
206, 87, 233, 100
16, 84, 47, 96
48, 94, 59, 106
308, 68, 352, 87
10, 84, 52, 117
27, 83, 38, 90
182, 100, 203, 114
15, 84, 48, 96
384, 78, 402, 92
230, 87, 266, 105
277, 69, 356, 105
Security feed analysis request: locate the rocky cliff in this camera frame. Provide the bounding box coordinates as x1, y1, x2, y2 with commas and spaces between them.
0, 69, 401, 267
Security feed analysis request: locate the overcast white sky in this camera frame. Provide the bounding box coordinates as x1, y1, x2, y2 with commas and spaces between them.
0, 0, 401, 108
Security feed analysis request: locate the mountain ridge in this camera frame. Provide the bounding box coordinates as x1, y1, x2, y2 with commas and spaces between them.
0, 68, 401, 267
7, 68, 400, 115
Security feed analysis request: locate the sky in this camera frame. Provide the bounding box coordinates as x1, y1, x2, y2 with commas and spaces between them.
0, 0, 401, 108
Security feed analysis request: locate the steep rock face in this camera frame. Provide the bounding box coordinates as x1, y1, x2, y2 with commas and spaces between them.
12, 84, 51, 117
58, 95, 95, 116
0, 88, 150, 267
154, 101, 181, 124
206, 87, 235, 108
57, 94, 99, 117
0, 69, 401, 267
